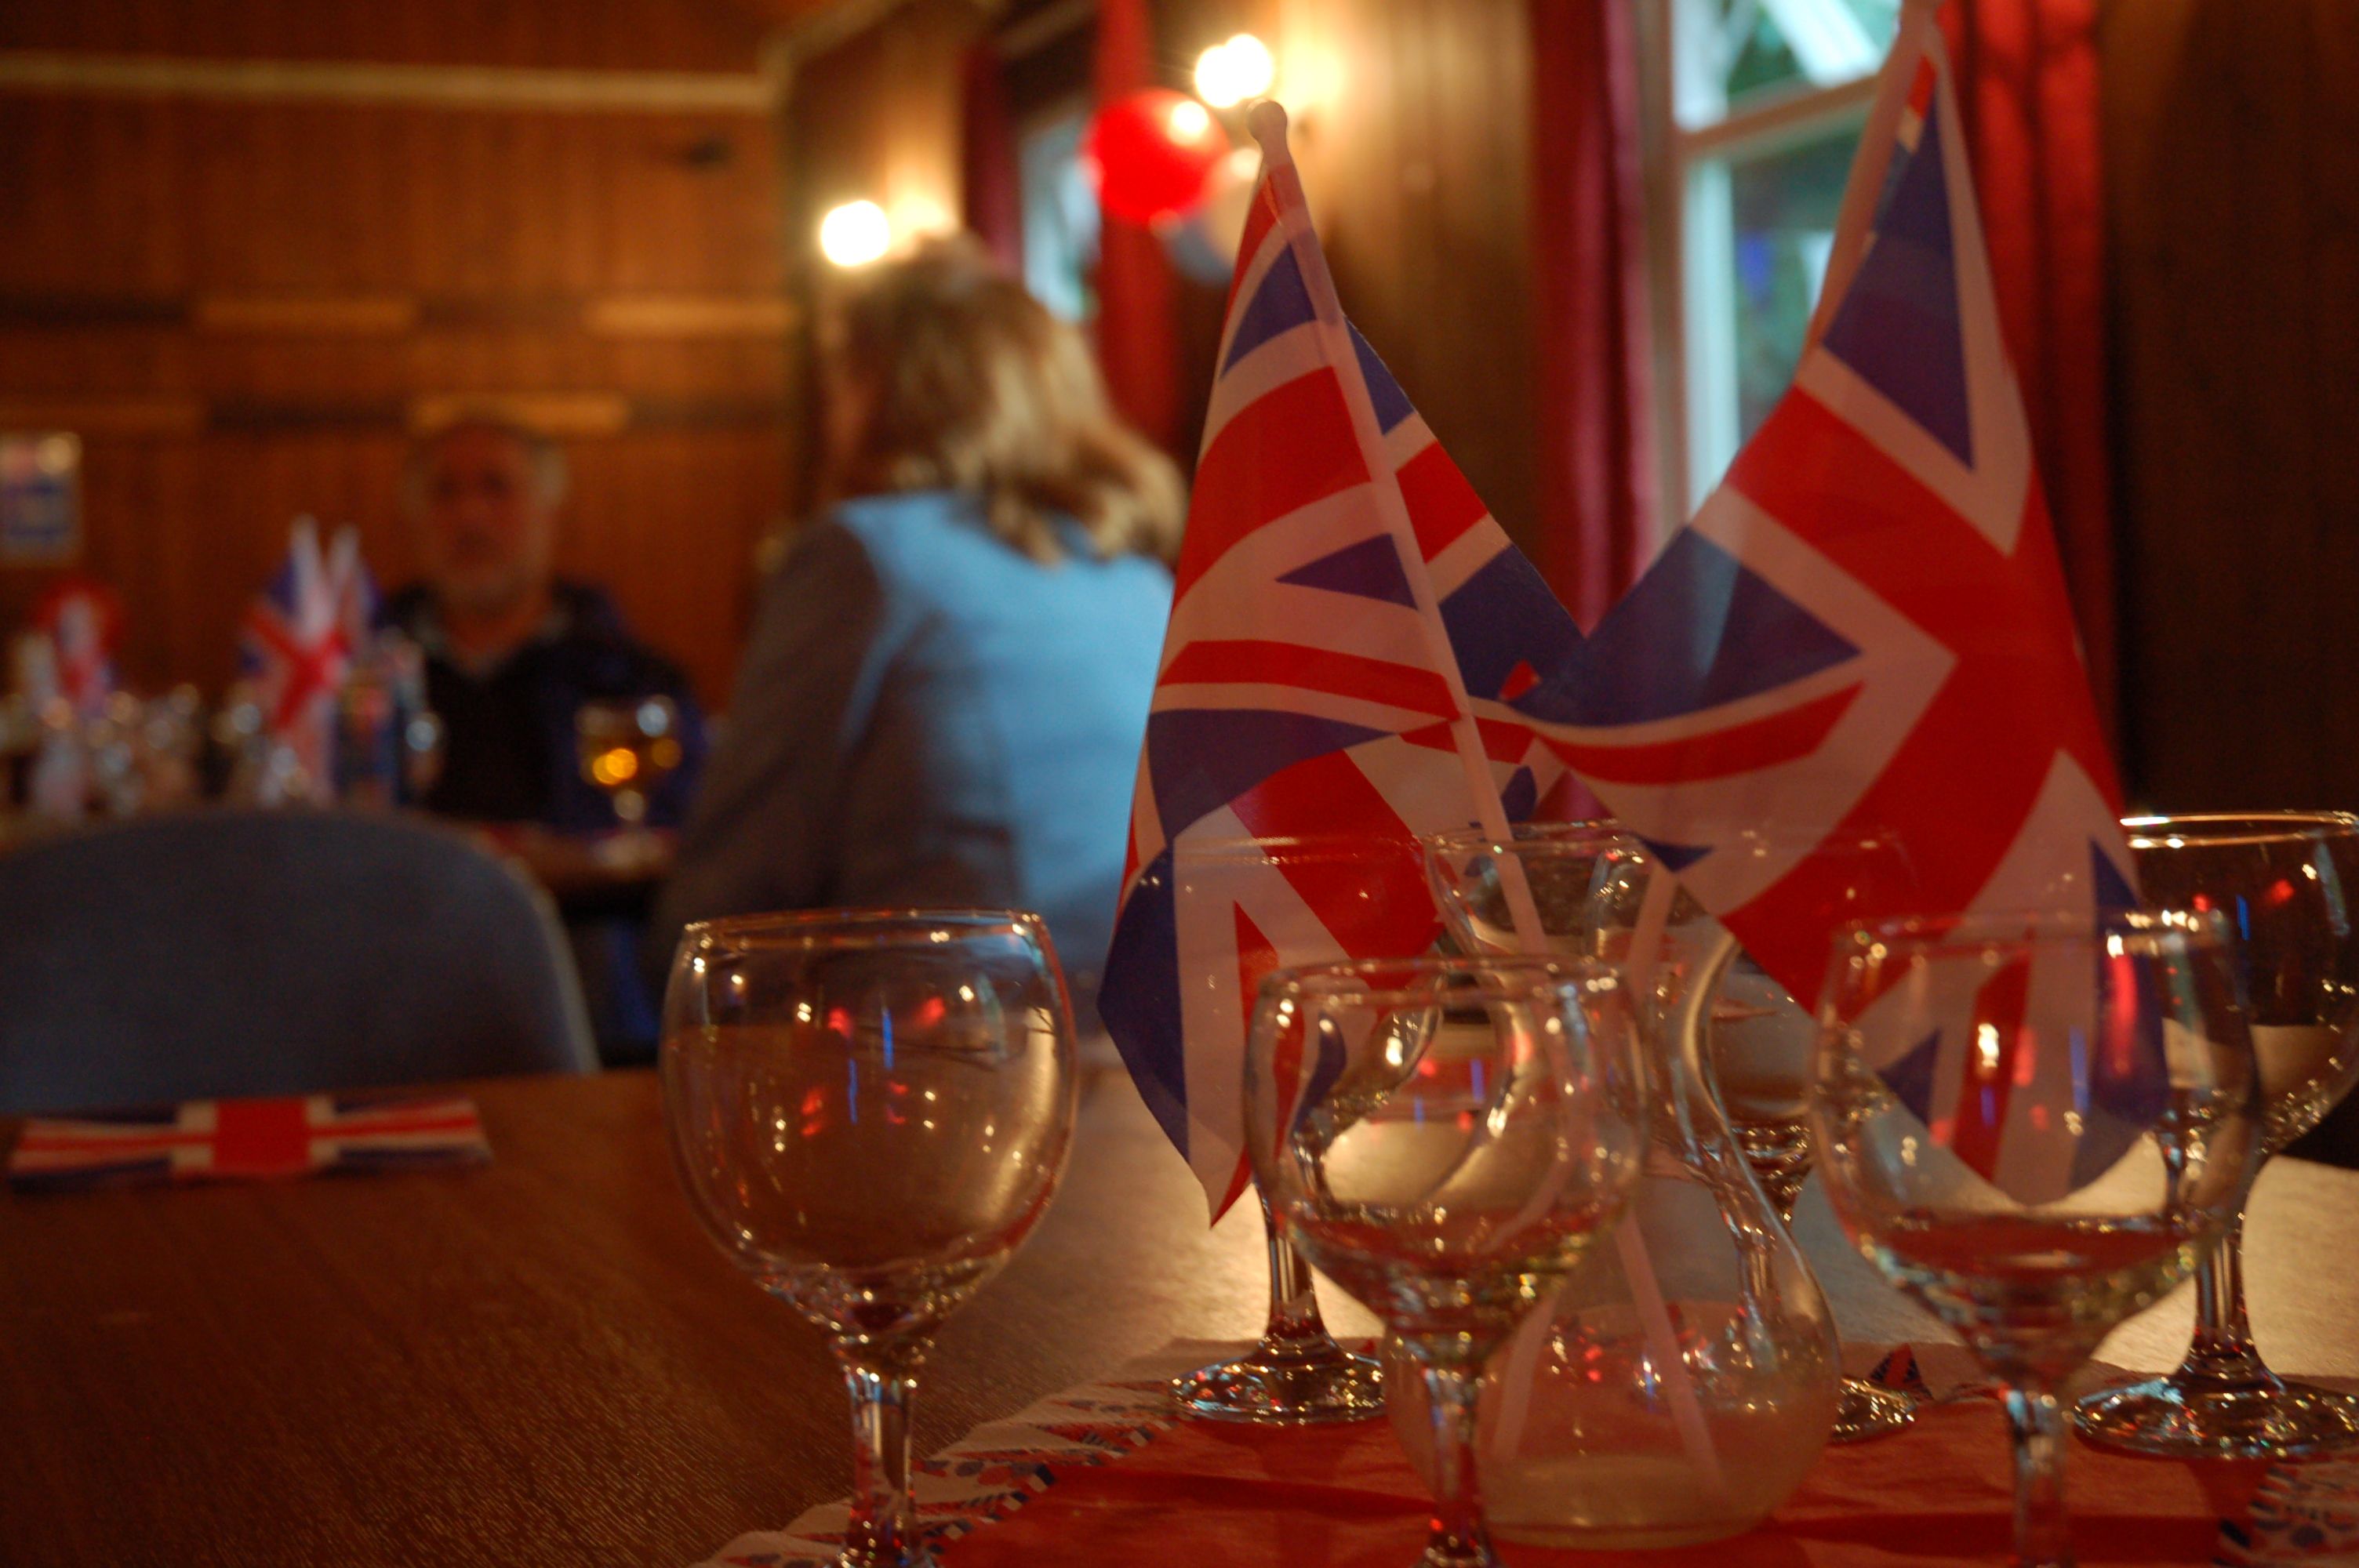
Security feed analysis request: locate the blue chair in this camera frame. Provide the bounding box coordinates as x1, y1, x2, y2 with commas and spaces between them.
0, 809, 597, 1114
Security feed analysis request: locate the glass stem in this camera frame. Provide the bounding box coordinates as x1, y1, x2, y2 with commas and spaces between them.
2003, 1385, 2072, 1568
2179, 1210, 2271, 1387
838, 1341, 927, 1568
1259, 1191, 1336, 1352
1418, 1359, 1499, 1568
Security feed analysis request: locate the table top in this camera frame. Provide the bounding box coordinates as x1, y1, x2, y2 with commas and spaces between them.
6, 1065, 2357, 1565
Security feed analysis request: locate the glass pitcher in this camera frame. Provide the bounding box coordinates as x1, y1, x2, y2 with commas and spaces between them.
1408, 825, 1840, 1548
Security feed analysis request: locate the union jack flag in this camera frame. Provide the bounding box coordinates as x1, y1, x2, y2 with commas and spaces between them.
241, 518, 375, 786
1542, 3, 2144, 1200
8, 1094, 490, 1191
1098, 105, 1593, 1218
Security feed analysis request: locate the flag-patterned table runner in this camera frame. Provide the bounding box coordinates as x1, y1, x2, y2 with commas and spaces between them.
7, 1094, 490, 1190
694, 1344, 1195, 1566
696, 1342, 2359, 1568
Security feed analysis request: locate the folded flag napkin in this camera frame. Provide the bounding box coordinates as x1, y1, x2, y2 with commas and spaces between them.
7, 1094, 490, 1192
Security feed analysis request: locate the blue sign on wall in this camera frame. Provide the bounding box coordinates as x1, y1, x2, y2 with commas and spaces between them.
0, 433, 81, 564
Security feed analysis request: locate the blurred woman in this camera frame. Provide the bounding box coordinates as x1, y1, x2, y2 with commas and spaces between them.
655, 241, 1180, 1018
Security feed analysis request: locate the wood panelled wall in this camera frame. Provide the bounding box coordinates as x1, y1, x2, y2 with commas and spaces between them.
2103, 0, 2359, 812
0, 0, 792, 706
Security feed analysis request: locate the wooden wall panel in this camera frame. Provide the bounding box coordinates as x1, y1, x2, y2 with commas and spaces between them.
2103, 0, 2359, 811
1275, 0, 1541, 557
0, 0, 769, 73
0, 2, 796, 709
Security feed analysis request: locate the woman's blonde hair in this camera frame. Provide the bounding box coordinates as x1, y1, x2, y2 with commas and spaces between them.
820, 239, 1183, 564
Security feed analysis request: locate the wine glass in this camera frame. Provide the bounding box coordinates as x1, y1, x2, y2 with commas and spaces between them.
660, 909, 1079, 1568
577, 695, 683, 826
1245, 957, 1646, 1568
1425, 822, 1914, 1443
1814, 910, 2263, 1568
1161, 833, 1444, 1426
2075, 812, 2359, 1457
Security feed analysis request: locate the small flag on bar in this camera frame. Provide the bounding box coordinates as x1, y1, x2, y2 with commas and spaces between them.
8, 1094, 491, 1192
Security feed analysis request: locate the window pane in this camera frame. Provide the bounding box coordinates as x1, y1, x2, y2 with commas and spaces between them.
1679, 0, 1899, 125
1725, 118, 1859, 438
1018, 110, 1098, 321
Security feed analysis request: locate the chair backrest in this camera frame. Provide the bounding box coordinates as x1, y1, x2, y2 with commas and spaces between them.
0, 809, 598, 1114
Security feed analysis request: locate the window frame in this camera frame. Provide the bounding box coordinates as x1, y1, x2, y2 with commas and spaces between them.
1636, 0, 1887, 538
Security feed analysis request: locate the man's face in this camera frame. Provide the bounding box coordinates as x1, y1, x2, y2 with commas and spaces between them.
417, 426, 558, 618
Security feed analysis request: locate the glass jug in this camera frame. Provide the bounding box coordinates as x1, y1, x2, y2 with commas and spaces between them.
1408, 826, 1840, 1548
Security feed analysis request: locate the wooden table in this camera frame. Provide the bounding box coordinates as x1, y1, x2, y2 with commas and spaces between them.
5, 1066, 2357, 1566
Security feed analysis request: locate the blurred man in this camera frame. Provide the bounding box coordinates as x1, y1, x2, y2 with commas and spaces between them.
383, 415, 703, 829
385, 414, 706, 1065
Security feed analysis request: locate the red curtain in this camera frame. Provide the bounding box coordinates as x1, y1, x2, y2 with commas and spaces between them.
961, 44, 1024, 278
1092, 0, 1183, 452
1528, 0, 1658, 633
1940, 0, 2116, 728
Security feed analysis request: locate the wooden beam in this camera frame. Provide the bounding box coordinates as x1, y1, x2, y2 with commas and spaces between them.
0, 49, 776, 114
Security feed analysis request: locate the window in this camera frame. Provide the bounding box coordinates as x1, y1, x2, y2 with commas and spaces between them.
1016, 105, 1099, 321
1643, 0, 1902, 523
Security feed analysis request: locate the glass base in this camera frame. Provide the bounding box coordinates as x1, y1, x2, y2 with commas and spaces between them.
1171, 1334, 1385, 1425
2074, 1374, 2359, 1459
1831, 1377, 1915, 1443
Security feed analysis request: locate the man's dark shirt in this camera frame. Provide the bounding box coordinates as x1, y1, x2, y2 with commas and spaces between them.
379, 579, 706, 830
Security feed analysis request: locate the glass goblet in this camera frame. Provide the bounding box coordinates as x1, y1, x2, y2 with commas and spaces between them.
578, 694, 683, 826
2075, 812, 2359, 1457
1815, 910, 2263, 1568
660, 909, 1079, 1568
1426, 822, 1914, 1443
1246, 957, 1647, 1568
1161, 833, 1442, 1426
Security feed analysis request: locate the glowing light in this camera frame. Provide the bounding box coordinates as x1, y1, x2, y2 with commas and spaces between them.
818, 200, 891, 268
1194, 32, 1275, 109
590, 746, 639, 786
1167, 98, 1212, 143
1975, 1022, 2001, 1073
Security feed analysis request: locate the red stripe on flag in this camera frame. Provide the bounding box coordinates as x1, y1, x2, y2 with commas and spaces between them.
1232, 750, 1442, 963
1394, 442, 1488, 562
1550, 683, 1862, 786
1946, 955, 2030, 1179
1225, 180, 1283, 316
1174, 368, 1369, 603
209, 1100, 318, 1178
1158, 639, 1458, 719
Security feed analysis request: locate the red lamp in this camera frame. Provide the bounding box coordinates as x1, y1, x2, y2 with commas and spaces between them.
1081, 89, 1230, 227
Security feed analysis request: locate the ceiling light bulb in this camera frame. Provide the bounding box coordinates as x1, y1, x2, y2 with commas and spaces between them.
1195, 33, 1274, 109
818, 200, 890, 268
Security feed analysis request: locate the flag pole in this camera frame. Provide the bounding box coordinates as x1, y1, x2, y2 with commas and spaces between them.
1245, 104, 1532, 878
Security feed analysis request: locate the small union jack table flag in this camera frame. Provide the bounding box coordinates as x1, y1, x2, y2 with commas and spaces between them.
1099, 103, 1594, 1220
7, 1094, 491, 1192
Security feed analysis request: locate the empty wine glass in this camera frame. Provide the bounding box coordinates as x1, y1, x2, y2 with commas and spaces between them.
661, 909, 1079, 1568
1246, 957, 1646, 1568
2076, 812, 2359, 1457
1815, 910, 2263, 1568
578, 695, 682, 825
1162, 833, 1445, 1426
